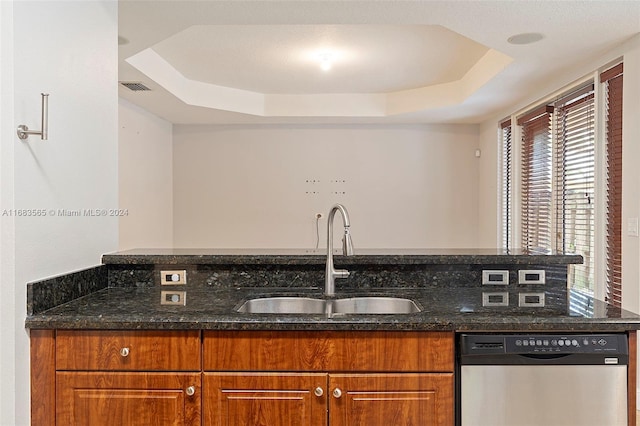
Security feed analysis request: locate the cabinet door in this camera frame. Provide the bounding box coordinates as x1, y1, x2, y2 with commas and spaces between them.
329, 373, 454, 426
57, 372, 201, 426
204, 373, 327, 426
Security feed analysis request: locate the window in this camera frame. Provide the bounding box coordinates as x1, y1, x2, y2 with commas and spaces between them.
554, 84, 595, 292
500, 119, 512, 250
518, 105, 553, 254
504, 64, 624, 297
515, 83, 597, 290
601, 63, 623, 307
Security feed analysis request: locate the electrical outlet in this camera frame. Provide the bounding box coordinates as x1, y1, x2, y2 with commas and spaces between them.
160, 290, 186, 306
160, 270, 187, 285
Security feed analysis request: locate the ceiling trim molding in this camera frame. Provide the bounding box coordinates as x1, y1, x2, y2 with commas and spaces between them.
126, 47, 512, 118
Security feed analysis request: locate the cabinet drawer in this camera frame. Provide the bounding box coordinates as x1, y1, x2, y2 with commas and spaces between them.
204, 331, 454, 372
56, 330, 201, 371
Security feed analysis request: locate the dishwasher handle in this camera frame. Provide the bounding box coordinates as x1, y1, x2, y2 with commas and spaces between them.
519, 353, 572, 360
461, 352, 628, 365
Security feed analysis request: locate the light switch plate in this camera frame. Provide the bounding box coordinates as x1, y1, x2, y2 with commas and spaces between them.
628, 218, 639, 237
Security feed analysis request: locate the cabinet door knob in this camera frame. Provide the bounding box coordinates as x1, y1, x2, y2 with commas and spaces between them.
119, 347, 130, 357
332, 388, 342, 399
186, 386, 196, 396
314, 387, 324, 397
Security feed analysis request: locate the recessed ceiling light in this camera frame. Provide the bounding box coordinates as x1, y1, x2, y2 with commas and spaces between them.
507, 32, 544, 45
318, 52, 334, 71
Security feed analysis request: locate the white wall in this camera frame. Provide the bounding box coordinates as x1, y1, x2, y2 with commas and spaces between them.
1, 1, 119, 424
119, 98, 173, 249
173, 124, 481, 249
477, 121, 500, 248
0, 1, 17, 423
620, 36, 640, 315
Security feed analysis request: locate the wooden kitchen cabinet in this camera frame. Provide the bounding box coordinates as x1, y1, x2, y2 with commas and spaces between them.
202, 331, 455, 426
203, 330, 455, 372
204, 372, 453, 426
55, 330, 201, 371
329, 373, 454, 426
204, 373, 328, 426
31, 330, 202, 426
57, 372, 201, 426
32, 329, 455, 426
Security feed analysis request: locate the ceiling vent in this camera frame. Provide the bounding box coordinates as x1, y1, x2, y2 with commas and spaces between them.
120, 82, 151, 91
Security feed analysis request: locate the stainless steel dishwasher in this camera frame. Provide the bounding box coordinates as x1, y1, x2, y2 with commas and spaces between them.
459, 333, 628, 426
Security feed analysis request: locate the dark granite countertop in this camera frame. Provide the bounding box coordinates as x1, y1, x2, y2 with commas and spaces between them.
25, 285, 640, 332
102, 248, 583, 266
26, 250, 639, 332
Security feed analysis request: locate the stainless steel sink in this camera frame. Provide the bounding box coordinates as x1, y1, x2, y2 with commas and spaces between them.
235, 296, 421, 314
331, 297, 421, 314
236, 297, 326, 314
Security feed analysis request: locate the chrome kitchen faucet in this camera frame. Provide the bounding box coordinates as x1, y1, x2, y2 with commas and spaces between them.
325, 204, 354, 296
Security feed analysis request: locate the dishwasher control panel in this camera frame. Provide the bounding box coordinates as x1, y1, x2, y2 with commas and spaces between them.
505, 334, 625, 353
461, 333, 628, 355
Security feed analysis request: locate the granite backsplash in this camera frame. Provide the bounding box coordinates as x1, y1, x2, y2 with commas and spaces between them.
27, 265, 107, 315
28, 251, 577, 316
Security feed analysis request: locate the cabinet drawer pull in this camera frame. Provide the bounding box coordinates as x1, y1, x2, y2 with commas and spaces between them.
119, 347, 130, 357
314, 387, 324, 397
332, 388, 342, 399
186, 386, 196, 396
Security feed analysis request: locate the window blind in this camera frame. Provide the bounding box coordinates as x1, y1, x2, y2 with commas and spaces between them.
500, 119, 512, 250
506, 65, 623, 302
554, 85, 595, 292
518, 106, 554, 254
601, 63, 623, 307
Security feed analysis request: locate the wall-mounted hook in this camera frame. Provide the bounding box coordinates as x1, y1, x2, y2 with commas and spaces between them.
17, 93, 49, 141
